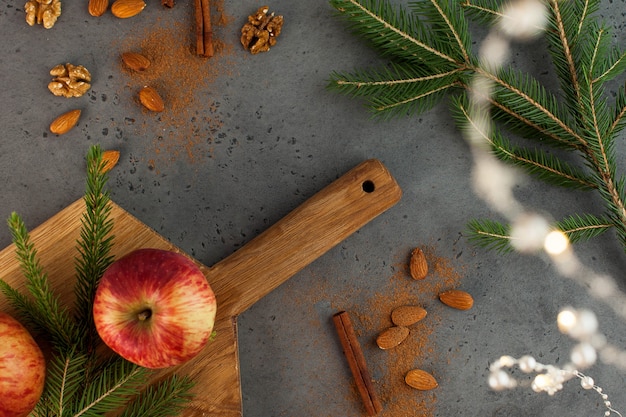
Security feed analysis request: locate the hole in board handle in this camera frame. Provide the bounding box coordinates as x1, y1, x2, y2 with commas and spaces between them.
362, 180, 375, 193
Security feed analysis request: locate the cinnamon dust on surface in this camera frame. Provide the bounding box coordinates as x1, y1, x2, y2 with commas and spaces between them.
285, 245, 466, 416
113, 1, 235, 172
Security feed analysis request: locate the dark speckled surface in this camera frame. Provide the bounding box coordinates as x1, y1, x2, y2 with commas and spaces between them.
1, 0, 626, 416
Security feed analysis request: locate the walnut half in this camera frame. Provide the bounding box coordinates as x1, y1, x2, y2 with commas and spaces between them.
241, 6, 284, 54
48, 63, 92, 98
25, 0, 62, 29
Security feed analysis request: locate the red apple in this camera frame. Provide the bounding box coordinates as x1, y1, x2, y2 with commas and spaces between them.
0, 312, 46, 417
93, 248, 217, 369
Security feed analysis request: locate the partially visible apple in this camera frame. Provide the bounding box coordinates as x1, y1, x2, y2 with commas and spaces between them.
0, 312, 46, 417
93, 248, 217, 369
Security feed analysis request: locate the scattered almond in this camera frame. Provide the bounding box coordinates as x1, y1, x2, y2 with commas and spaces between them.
49, 109, 81, 135
391, 305, 427, 327
376, 326, 409, 350
439, 289, 474, 310
121, 52, 151, 71
88, 0, 109, 16
409, 247, 428, 280
110, 0, 145, 18
405, 369, 438, 390
101, 150, 120, 173
138, 86, 164, 112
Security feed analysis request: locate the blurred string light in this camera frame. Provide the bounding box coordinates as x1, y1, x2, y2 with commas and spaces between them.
463, 0, 624, 415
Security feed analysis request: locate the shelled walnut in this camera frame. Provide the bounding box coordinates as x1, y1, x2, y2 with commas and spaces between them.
25, 0, 62, 29
240, 6, 284, 54
48, 63, 92, 98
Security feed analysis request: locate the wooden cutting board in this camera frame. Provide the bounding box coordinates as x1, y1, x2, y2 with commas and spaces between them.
0, 159, 402, 416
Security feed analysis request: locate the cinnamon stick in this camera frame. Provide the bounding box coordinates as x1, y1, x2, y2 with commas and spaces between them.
194, 0, 204, 56
196, 0, 214, 57
333, 311, 382, 416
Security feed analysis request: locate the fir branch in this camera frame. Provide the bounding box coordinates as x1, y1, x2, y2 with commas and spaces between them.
452, 96, 597, 190
328, 0, 626, 253
481, 67, 587, 147
3, 144, 197, 416
40, 351, 89, 417
118, 375, 196, 417
74, 358, 150, 417
555, 213, 613, 243
609, 86, 626, 134
5, 212, 77, 351
328, 0, 460, 67
409, 0, 472, 64
73, 145, 115, 351
460, 0, 502, 24
466, 219, 513, 253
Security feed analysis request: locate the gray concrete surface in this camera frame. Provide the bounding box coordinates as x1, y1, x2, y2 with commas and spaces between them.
1, 0, 625, 416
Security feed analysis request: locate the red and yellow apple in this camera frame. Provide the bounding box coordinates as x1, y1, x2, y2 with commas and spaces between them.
0, 312, 46, 417
93, 248, 217, 369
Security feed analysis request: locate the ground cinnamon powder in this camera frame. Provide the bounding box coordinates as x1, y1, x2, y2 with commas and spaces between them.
113, 2, 235, 171
284, 244, 465, 416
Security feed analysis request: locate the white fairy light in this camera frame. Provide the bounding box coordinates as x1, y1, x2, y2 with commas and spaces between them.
544, 230, 569, 255
571, 343, 598, 369
498, 0, 549, 39
557, 307, 577, 334
509, 213, 550, 252
463, 0, 625, 415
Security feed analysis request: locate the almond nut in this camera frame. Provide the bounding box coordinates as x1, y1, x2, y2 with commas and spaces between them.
409, 247, 428, 280
138, 86, 164, 112
102, 150, 120, 173
121, 52, 151, 71
405, 369, 438, 390
111, 0, 146, 18
88, 0, 109, 16
391, 305, 427, 327
376, 326, 409, 350
50, 109, 81, 135
439, 289, 474, 310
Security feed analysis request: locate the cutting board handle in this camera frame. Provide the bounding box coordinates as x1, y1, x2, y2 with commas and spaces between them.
208, 159, 402, 316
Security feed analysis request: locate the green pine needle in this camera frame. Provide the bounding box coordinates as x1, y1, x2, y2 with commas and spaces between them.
1, 144, 196, 416
555, 213, 614, 243
466, 219, 513, 253
118, 375, 196, 417
4, 212, 77, 351
329, 0, 626, 252
73, 146, 115, 351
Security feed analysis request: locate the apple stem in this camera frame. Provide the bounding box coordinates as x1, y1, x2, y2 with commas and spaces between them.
137, 309, 152, 321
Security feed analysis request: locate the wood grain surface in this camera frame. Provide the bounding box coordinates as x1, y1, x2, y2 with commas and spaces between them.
0, 159, 401, 416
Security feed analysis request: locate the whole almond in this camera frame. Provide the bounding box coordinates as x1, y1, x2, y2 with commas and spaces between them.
138, 86, 164, 112
111, 0, 146, 18
391, 305, 427, 327
88, 0, 109, 16
376, 326, 409, 350
102, 150, 120, 173
121, 52, 151, 71
50, 109, 81, 135
409, 247, 428, 280
405, 369, 438, 390
439, 289, 474, 310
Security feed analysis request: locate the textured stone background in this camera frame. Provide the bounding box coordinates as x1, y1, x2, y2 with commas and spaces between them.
1, 0, 625, 416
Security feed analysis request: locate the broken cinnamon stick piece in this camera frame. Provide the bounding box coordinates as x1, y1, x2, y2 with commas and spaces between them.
333, 311, 382, 416
200, 0, 214, 57
194, 0, 204, 56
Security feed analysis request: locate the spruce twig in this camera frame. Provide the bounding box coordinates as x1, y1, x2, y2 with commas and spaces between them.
73, 146, 115, 352
4, 212, 77, 351
328, 0, 626, 253
1, 144, 196, 416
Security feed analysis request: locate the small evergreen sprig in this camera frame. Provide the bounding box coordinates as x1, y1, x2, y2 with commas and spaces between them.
328, 0, 626, 253
0, 145, 194, 416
